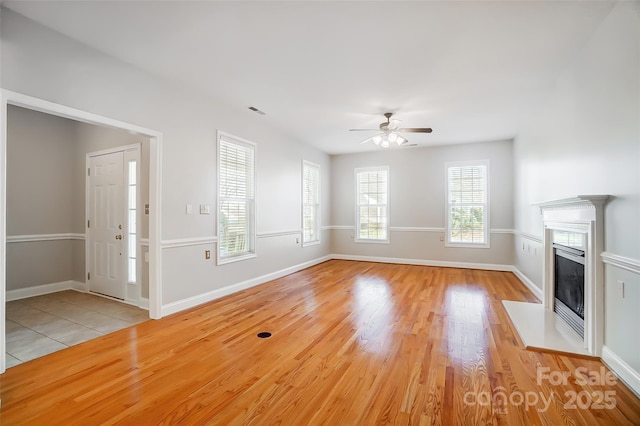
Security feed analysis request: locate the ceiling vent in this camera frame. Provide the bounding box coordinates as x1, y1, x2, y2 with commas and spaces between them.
248, 106, 266, 115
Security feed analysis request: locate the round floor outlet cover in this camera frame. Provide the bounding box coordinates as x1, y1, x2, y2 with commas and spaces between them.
257, 332, 272, 338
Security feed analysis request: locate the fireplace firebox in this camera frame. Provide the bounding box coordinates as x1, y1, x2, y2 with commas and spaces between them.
553, 243, 585, 339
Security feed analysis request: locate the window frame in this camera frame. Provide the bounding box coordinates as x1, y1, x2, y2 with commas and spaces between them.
354, 166, 390, 244
302, 160, 321, 247
445, 159, 490, 249
216, 131, 257, 265
125, 155, 138, 285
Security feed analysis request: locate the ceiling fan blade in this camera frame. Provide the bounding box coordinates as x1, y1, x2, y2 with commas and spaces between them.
398, 127, 433, 133
349, 128, 378, 132
360, 136, 375, 144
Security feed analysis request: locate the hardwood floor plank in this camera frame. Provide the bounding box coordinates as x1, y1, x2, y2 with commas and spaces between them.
1, 260, 639, 425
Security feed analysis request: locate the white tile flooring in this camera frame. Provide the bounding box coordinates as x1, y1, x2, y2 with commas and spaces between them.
5, 290, 149, 368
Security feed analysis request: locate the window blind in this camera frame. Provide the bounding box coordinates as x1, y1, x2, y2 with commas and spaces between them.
219, 137, 255, 260
302, 162, 320, 244
356, 167, 389, 241
447, 162, 488, 245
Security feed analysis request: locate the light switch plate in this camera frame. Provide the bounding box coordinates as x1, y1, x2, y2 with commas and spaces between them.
200, 204, 211, 215
186, 204, 193, 214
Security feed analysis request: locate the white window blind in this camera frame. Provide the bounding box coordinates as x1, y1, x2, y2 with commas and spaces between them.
355, 167, 389, 242
302, 161, 320, 245
446, 161, 489, 247
218, 135, 256, 263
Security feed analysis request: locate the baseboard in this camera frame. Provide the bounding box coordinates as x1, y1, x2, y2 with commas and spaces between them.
6, 280, 84, 301
602, 345, 640, 398
160, 255, 332, 316
331, 253, 512, 272
510, 266, 543, 302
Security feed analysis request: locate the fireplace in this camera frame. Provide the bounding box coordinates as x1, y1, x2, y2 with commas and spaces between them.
502, 195, 609, 358
553, 243, 585, 339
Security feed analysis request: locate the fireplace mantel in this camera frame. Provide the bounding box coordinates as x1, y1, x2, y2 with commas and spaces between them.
505, 195, 610, 358
534, 195, 610, 211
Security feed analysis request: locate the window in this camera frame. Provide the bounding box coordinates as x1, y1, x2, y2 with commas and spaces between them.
355, 167, 389, 242
302, 161, 320, 246
127, 159, 137, 283
446, 160, 489, 247
218, 133, 256, 263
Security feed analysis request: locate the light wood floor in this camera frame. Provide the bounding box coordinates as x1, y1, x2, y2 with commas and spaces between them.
1, 260, 639, 424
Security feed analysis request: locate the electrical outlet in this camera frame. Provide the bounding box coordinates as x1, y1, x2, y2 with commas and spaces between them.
205, 250, 211, 260
616, 280, 625, 298
200, 204, 211, 215
439, 236, 444, 242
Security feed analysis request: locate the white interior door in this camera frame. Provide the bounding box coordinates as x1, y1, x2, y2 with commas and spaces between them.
88, 151, 126, 299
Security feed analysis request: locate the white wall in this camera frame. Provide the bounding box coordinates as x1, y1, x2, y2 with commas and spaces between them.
1, 8, 331, 311
513, 2, 640, 387
330, 140, 514, 267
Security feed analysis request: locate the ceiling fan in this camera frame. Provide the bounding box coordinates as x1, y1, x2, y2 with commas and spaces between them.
350, 112, 432, 148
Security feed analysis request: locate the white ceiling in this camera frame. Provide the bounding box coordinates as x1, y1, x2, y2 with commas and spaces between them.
4, 1, 614, 154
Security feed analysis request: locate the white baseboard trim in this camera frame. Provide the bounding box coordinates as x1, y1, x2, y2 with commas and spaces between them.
602, 345, 640, 398
6, 280, 84, 301
331, 253, 512, 272
160, 255, 333, 317
510, 266, 543, 302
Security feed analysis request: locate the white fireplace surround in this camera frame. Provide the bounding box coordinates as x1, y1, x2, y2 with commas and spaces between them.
504, 195, 609, 357
539, 195, 609, 356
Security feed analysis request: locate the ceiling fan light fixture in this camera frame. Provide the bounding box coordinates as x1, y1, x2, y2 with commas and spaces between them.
351, 112, 431, 149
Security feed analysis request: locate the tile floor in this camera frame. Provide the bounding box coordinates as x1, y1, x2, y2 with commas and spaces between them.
5, 290, 149, 368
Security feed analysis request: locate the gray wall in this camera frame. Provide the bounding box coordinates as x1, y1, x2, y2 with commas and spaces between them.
6, 106, 82, 289
7, 106, 77, 235
330, 140, 514, 266
513, 3, 640, 376
6, 105, 151, 298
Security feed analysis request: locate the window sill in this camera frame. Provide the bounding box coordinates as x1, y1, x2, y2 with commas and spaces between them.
217, 252, 256, 265
445, 242, 491, 249
354, 238, 390, 244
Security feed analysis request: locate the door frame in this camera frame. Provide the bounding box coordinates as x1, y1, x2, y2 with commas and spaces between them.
0, 89, 164, 374
86, 144, 141, 303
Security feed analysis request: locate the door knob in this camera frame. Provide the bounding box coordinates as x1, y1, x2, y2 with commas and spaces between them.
115, 235, 122, 240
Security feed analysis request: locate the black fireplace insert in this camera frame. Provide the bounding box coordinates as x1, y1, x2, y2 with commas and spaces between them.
553, 243, 585, 337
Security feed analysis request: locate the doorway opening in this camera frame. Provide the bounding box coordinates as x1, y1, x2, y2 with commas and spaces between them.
1, 90, 163, 374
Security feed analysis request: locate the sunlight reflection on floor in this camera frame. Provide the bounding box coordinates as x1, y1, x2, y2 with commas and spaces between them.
352, 277, 396, 355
